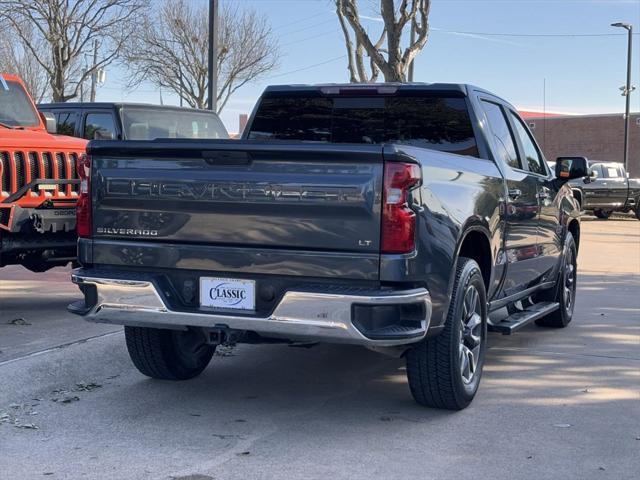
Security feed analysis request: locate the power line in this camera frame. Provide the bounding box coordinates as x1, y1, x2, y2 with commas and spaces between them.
272, 12, 332, 33
281, 28, 341, 47
265, 55, 346, 79
278, 17, 336, 36
440, 29, 640, 37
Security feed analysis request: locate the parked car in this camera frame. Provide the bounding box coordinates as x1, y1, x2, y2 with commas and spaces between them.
68, 83, 585, 410
37, 102, 229, 141
0, 73, 86, 272
569, 161, 640, 220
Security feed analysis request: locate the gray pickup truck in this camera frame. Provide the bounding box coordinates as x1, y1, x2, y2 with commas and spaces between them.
570, 161, 640, 220
69, 83, 586, 410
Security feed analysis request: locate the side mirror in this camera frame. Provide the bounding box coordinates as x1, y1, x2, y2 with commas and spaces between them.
583, 168, 597, 184
40, 111, 57, 134
555, 156, 589, 182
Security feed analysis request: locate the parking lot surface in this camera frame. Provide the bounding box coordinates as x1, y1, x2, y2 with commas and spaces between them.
1, 218, 639, 480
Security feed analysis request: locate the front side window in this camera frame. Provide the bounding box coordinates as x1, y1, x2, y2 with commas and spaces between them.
510, 111, 546, 175
248, 94, 479, 157
0, 80, 40, 127
55, 112, 78, 136
590, 164, 604, 179
84, 113, 116, 140
481, 101, 520, 169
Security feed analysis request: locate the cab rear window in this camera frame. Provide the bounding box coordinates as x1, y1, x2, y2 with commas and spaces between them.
248, 94, 479, 157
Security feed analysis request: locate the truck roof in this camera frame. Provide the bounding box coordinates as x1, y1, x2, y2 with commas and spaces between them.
262, 82, 514, 109
590, 161, 624, 167
264, 82, 500, 96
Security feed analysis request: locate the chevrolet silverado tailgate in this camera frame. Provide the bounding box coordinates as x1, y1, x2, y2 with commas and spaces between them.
89, 140, 383, 275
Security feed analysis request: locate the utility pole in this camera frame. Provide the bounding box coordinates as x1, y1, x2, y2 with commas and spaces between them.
179, 69, 183, 107
90, 40, 98, 102
207, 0, 218, 112
408, 19, 416, 82
611, 22, 635, 170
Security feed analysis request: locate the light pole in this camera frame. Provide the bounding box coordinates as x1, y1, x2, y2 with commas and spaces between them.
207, 0, 218, 112
611, 22, 634, 170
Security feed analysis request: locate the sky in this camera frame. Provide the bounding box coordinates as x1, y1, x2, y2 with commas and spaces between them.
96, 0, 640, 133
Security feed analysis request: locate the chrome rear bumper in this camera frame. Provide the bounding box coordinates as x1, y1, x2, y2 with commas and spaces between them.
69, 270, 432, 347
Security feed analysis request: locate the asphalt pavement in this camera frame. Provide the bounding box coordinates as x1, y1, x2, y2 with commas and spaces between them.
1, 217, 638, 480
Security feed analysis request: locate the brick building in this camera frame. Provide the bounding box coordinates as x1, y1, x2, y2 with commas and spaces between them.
235, 110, 639, 176
524, 112, 640, 177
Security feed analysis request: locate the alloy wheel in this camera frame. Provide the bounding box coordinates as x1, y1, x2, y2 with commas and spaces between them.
563, 246, 577, 314
459, 284, 483, 385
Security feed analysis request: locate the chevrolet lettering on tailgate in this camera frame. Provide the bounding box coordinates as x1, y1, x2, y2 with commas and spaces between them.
105, 179, 364, 203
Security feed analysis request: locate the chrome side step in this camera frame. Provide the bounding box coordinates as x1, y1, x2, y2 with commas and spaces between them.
488, 302, 560, 335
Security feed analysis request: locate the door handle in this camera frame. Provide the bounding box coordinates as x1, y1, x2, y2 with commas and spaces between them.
508, 188, 522, 200
537, 190, 550, 200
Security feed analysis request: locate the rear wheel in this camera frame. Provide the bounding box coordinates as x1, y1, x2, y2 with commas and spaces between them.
125, 326, 215, 380
535, 232, 577, 328
406, 258, 487, 410
635, 208, 640, 221
593, 209, 612, 219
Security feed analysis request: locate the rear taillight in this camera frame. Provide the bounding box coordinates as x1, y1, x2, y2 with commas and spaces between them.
76, 154, 91, 238
381, 162, 421, 254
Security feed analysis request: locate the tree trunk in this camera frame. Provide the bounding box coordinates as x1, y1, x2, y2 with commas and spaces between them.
335, 0, 431, 84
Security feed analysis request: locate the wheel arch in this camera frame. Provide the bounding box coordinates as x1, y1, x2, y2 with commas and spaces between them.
571, 188, 583, 210
457, 228, 493, 292
435, 222, 495, 329
567, 218, 580, 252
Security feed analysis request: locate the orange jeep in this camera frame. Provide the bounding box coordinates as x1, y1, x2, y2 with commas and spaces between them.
0, 74, 87, 271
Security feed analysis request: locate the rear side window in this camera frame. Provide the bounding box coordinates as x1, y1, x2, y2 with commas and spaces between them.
248, 94, 479, 157
603, 166, 621, 178
481, 101, 520, 169
510, 111, 546, 175
121, 107, 228, 140
84, 113, 116, 140
54, 112, 78, 136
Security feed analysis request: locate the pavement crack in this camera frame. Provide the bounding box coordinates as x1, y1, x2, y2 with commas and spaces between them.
0, 330, 123, 367
489, 346, 640, 362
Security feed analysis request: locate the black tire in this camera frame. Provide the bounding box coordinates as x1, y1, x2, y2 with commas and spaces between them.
635, 208, 640, 221
535, 232, 577, 328
593, 209, 611, 219
406, 258, 487, 410
124, 326, 215, 380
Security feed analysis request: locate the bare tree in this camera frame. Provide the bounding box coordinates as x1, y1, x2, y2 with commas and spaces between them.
0, 0, 144, 102
123, 0, 280, 112
0, 20, 50, 102
336, 0, 431, 82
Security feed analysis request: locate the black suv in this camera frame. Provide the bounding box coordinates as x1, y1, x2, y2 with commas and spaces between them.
37, 102, 228, 141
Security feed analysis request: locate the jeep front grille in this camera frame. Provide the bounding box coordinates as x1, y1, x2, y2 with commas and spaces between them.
0, 150, 82, 199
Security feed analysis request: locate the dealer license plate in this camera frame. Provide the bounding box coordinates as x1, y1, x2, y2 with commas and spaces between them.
199, 277, 255, 311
